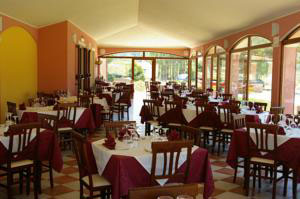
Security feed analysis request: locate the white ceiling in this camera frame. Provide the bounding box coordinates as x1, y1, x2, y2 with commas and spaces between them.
1, 0, 300, 48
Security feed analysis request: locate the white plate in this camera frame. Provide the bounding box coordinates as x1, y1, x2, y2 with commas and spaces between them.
115, 142, 131, 150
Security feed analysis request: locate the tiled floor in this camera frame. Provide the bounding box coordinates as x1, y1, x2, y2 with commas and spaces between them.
0, 92, 299, 198
1, 131, 298, 199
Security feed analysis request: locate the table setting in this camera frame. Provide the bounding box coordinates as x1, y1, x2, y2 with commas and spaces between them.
86, 126, 214, 199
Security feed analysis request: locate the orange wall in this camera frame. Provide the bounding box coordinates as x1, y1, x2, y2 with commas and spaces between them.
193, 11, 300, 106
38, 21, 68, 93
99, 47, 190, 57
67, 22, 98, 95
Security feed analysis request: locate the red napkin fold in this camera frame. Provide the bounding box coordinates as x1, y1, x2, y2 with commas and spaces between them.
103, 134, 116, 150
167, 130, 181, 141
19, 103, 26, 110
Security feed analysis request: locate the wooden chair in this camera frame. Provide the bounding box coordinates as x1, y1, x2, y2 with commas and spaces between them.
145, 81, 151, 97
180, 125, 204, 147
0, 123, 41, 199
150, 140, 193, 186
78, 95, 94, 108
37, 113, 58, 188
104, 121, 136, 137
270, 107, 285, 115
164, 100, 178, 112
72, 131, 111, 199
244, 123, 286, 199
254, 102, 268, 111
222, 93, 232, 101
118, 89, 132, 120
143, 99, 160, 136
129, 183, 199, 199
7, 101, 17, 116
56, 103, 77, 150
110, 92, 124, 120
232, 114, 246, 183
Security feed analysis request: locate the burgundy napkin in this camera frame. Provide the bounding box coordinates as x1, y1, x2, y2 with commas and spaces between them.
167, 130, 180, 141
19, 103, 26, 110
103, 134, 116, 150
118, 128, 127, 141
255, 106, 263, 114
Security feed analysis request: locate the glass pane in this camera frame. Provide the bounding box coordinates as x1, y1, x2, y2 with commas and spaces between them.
290, 29, 300, 40
156, 59, 188, 84
230, 51, 248, 100
212, 57, 218, 91
134, 60, 152, 92
107, 52, 143, 57
107, 58, 132, 82
251, 36, 271, 46
191, 59, 196, 86
218, 54, 226, 92
216, 46, 225, 53
234, 38, 248, 49
99, 58, 107, 80
145, 52, 183, 58
197, 56, 203, 89
207, 47, 215, 55
206, 57, 211, 89
248, 47, 273, 108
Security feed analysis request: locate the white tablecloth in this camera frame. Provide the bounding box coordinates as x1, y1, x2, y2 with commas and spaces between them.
91, 137, 198, 185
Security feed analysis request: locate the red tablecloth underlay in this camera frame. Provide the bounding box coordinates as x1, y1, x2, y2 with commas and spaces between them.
86, 141, 214, 199
0, 130, 63, 172
21, 108, 96, 132
227, 129, 300, 179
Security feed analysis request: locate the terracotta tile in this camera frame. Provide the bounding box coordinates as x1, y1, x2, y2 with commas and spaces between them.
215, 168, 236, 176
221, 176, 244, 186
211, 188, 226, 197
61, 166, 78, 175
211, 160, 229, 167
53, 175, 78, 184
42, 185, 74, 196
64, 159, 78, 166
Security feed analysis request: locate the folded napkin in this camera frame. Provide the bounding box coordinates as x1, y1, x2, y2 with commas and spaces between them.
103, 134, 116, 150
19, 103, 26, 110
167, 130, 180, 141
118, 128, 128, 141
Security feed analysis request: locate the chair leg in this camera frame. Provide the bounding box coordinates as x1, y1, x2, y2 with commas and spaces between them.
26, 167, 31, 195
244, 159, 250, 196
272, 166, 277, 199
252, 164, 257, 196
258, 165, 262, 189
293, 170, 297, 199
80, 182, 84, 199
49, 163, 54, 188
127, 107, 129, 120
7, 172, 13, 199
19, 170, 23, 194
283, 166, 288, 197
90, 190, 94, 199
233, 165, 238, 183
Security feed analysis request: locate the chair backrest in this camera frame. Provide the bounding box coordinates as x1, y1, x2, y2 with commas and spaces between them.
104, 121, 136, 137
218, 104, 234, 128
164, 100, 178, 112
72, 131, 94, 182
57, 103, 77, 126
229, 99, 241, 107
222, 93, 232, 100
143, 99, 160, 118
270, 106, 285, 115
129, 183, 199, 199
7, 122, 41, 168
233, 114, 246, 130
254, 102, 268, 111
150, 140, 193, 185
37, 113, 58, 131
78, 95, 93, 108
246, 123, 279, 154
7, 101, 17, 116
180, 125, 199, 144
145, 81, 150, 92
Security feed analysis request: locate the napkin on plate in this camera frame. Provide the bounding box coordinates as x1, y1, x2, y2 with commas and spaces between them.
103, 134, 116, 150
167, 130, 180, 141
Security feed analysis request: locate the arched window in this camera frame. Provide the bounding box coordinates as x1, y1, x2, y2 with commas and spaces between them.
205, 46, 226, 92
282, 27, 300, 113
230, 36, 272, 106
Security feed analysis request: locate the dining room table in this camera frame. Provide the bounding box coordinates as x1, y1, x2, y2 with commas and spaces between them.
86, 136, 214, 199
227, 126, 300, 182
17, 105, 96, 132
0, 125, 63, 172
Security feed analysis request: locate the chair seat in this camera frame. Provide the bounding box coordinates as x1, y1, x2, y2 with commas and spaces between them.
200, 126, 213, 131
250, 157, 274, 165
221, 128, 234, 133
3, 159, 34, 168
168, 123, 181, 127
82, 174, 111, 187
101, 110, 110, 114
58, 127, 73, 131
147, 120, 159, 126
